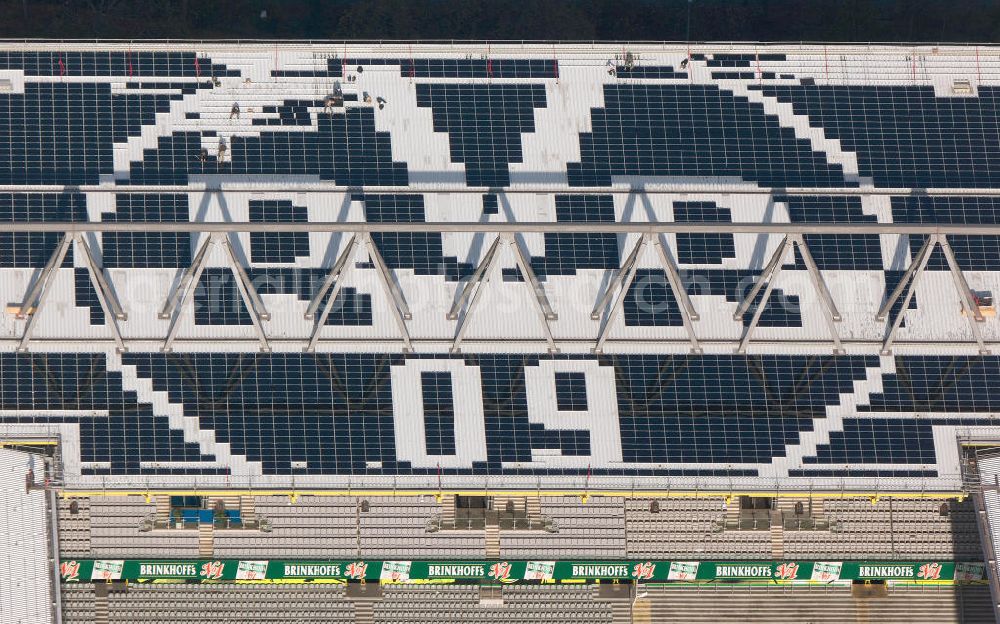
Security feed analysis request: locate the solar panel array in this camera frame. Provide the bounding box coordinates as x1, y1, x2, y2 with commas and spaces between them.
1, 44, 999, 489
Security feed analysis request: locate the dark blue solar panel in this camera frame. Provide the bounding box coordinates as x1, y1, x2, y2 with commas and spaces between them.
611, 354, 873, 463
0, 84, 183, 185
804, 419, 936, 464
673, 201, 736, 265
891, 195, 1000, 224
625, 270, 801, 328
74, 267, 105, 325
532, 195, 620, 277
482, 194, 499, 215
624, 269, 684, 326
891, 196, 1000, 271
250, 99, 322, 127
861, 356, 1000, 413
0, 353, 213, 474
0, 193, 86, 267
102, 194, 190, 268
249, 200, 309, 264
615, 65, 686, 79
415, 83, 547, 186
362, 194, 473, 280
712, 71, 776, 80
555, 372, 588, 411
568, 84, 846, 187
194, 267, 372, 326
907, 234, 1000, 271
780, 195, 883, 270
2, 352, 998, 474
129, 107, 408, 186
421, 371, 456, 455
0, 51, 235, 77
755, 85, 1000, 188
347, 57, 558, 78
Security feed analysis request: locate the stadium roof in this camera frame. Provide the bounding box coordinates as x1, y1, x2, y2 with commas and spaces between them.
1, 41, 999, 493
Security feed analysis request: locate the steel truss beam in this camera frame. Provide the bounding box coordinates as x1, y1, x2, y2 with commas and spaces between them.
10, 183, 1000, 198
881, 234, 990, 355
735, 235, 844, 354
161, 233, 270, 353
9, 222, 1000, 234
304, 233, 413, 353
15, 234, 128, 353
450, 233, 558, 354
364, 233, 413, 352
592, 233, 701, 354
305, 234, 359, 353
3, 223, 997, 354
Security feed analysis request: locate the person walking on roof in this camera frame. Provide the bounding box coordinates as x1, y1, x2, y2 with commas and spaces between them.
217, 138, 228, 164
230, 102, 240, 120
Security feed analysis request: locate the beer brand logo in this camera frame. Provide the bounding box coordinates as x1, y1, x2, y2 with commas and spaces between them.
632, 561, 655, 580
201, 561, 225, 580
488, 562, 512, 581
346, 561, 368, 580
60, 561, 80, 582
775, 563, 799, 580
918, 563, 942, 580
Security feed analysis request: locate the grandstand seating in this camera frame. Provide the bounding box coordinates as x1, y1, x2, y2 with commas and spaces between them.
57, 581, 995, 623
640, 584, 994, 623
500, 496, 626, 559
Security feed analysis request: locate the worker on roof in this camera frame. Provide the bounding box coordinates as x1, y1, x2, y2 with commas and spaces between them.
324, 94, 342, 113
230, 102, 240, 120
217, 138, 227, 164
197, 148, 208, 166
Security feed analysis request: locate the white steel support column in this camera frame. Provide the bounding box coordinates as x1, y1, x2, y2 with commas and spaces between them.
734, 235, 789, 322
219, 235, 270, 322
790, 234, 843, 354
939, 234, 989, 354
881, 234, 936, 355
447, 235, 502, 321
591, 234, 644, 321
217, 234, 270, 353
650, 233, 702, 353
161, 234, 216, 353
877, 235, 934, 321
364, 233, 412, 352
16, 234, 73, 352
74, 234, 127, 354
305, 234, 358, 321
504, 233, 558, 352
736, 237, 793, 354
305, 234, 360, 353
592, 235, 645, 353
159, 233, 213, 321
14, 233, 72, 320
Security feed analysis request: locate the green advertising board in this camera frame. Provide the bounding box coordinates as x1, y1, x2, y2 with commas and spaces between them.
58, 559, 986, 584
